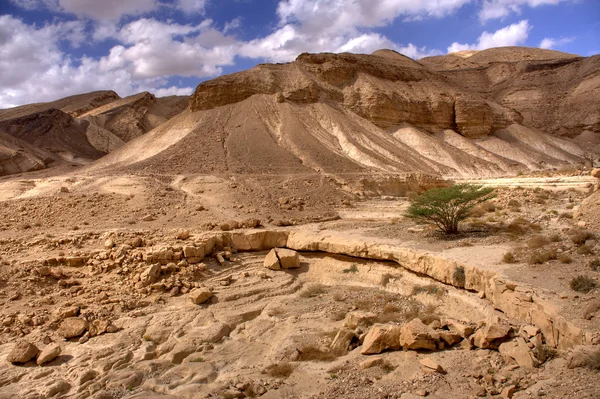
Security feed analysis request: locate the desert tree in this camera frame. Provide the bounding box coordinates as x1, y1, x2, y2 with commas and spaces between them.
405, 184, 495, 234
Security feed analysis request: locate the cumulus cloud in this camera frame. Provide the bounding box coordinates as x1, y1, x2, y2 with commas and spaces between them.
448, 20, 531, 53
176, 0, 208, 15
539, 37, 574, 49
479, 0, 570, 22
0, 15, 234, 108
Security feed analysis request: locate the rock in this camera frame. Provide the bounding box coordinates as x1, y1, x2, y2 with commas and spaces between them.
499, 338, 539, 369
591, 168, 600, 179
414, 389, 428, 397
37, 344, 61, 365
7, 341, 38, 363
78, 369, 99, 385
176, 229, 190, 240
275, 248, 300, 268
183, 246, 204, 264
45, 379, 71, 397
142, 214, 155, 222
263, 249, 281, 270
343, 311, 377, 329
472, 322, 511, 349
57, 317, 89, 338
454, 95, 494, 138
54, 306, 80, 320
522, 325, 540, 338
140, 264, 161, 286
399, 318, 440, 351
361, 323, 403, 355
330, 327, 355, 353
501, 385, 517, 398
419, 357, 444, 373
189, 288, 213, 305
439, 332, 462, 346
104, 239, 115, 249
448, 320, 474, 338
359, 357, 384, 369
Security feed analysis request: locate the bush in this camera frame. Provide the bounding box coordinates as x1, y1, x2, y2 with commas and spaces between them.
529, 249, 557, 264
559, 253, 573, 264
577, 244, 594, 255
508, 199, 520, 208
264, 363, 295, 377
528, 235, 550, 249
297, 345, 339, 362
503, 252, 516, 263
582, 351, 600, 370
569, 276, 597, 293
559, 212, 573, 219
300, 283, 326, 298
342, 264, 359, 274
405, 184, 495, 234
589, 259, 600, 272
571, 230, 594, 246
533, 345, 558, 364
549, 233, 562, 243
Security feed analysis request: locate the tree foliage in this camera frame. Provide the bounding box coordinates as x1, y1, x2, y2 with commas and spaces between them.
405, 184, 495, 234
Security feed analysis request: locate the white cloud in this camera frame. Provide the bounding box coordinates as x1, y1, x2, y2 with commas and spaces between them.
539, 37, 574, 49
0, 15, 236, 108
223, 17, 242, 34
176, 0, 208, 15
479, 0, 570, 22
448, 20, 531, 53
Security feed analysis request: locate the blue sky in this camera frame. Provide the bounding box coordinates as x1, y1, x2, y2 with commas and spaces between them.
0, 0, 598, 108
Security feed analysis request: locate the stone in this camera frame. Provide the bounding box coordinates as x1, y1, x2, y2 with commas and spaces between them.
419, 357, 444, 373
7, 341, 38, 363
591, 168, 600, 179
45, 380, 71, 397
499, 338, 539, 369
361, 323, 403, 355
104, 239, 115, 249
176, 229, 190, 240
343, 311, 377, 329
501, 385, 517, 398
439, 331, 461, 346
472, 322, 511, 349
57, 317, 89, 338
448, 320, 474, 338
399, 319, 440, 351
522, 325, 540, 338
263, 249, 281, 270
140, 264, 161, 286
189, 288, 213, 305
359, 357, 384, 369
275, 248, 300, 268
37, 344, 61, 365
330, 328, 355, 353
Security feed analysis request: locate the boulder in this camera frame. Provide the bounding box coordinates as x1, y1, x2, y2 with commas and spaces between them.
361, 324, 403, 355
591, 169, 600, 179
439, 332, 462, 346
499, 338, 539, 369
472, 322, 511, 349
330, 328, 355, 353
448, 320, 474, 338
275, 248, 300, 268
37, 344, 61, 365
399, 319, 440, 351
189, 288, 213, 305
343, 311, 377, 330
7, 341, 38, 363
58, 317, 89, 338
263, 249, 281, 270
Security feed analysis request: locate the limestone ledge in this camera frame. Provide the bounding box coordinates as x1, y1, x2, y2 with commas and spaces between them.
146, 229, 592, 350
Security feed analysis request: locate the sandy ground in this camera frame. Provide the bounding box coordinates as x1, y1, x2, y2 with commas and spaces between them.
0, 171, 598, 399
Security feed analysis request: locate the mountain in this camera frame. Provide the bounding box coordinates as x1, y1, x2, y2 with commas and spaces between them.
0, 91, 188, 176
92, 47, 594, 187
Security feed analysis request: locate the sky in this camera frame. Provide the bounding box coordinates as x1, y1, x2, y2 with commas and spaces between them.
0, 0, 598, 108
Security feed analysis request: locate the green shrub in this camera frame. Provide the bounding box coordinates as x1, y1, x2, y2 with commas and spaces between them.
405, 184, 495, 234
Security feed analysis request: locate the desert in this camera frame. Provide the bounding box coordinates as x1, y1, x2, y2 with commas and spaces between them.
0, 19, 600, 399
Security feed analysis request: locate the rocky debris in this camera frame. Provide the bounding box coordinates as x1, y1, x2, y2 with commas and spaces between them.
7, 340, 38, 363
263, 248, 300, 270
361, 324, 403, 355
399, 318, 440, 351
57, 317, 89, 338
359, 357, 384, 370
189, 288, 213, 305
36, 343, 61, 365
472, 321, 512, 350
